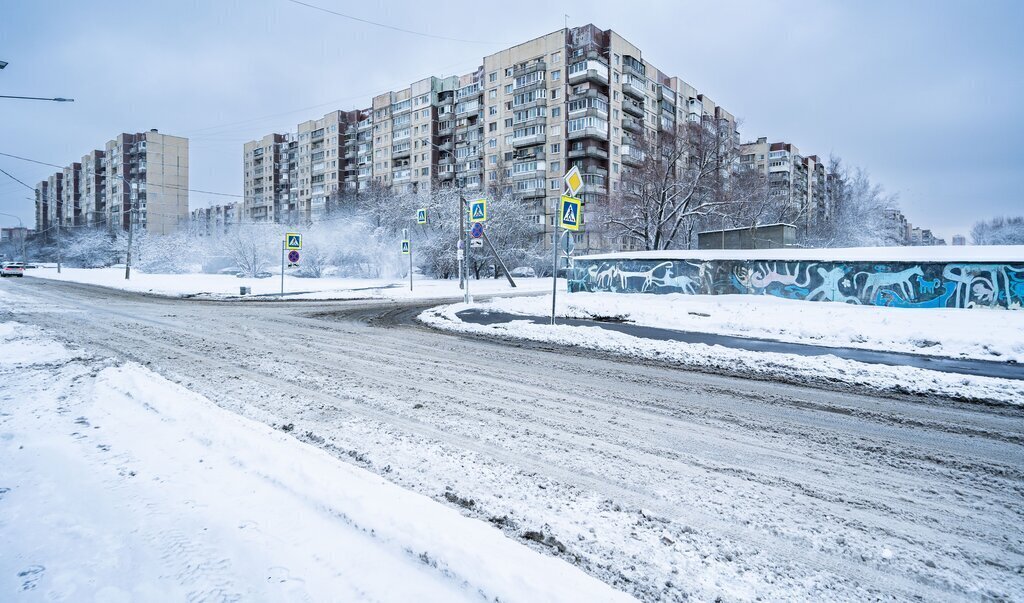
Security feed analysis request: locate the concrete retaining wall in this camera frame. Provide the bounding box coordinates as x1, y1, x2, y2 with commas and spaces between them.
568, 257, 1024, 309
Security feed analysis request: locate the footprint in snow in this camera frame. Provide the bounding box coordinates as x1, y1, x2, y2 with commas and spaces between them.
18, 565, 45, 591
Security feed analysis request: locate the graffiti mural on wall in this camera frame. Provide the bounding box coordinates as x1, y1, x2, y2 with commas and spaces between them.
568, 258, 1024, 310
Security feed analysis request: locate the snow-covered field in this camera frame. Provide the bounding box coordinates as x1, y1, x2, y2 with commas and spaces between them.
0, 321, 631, 602
422, 294, 1024, 405
25, 266, 554, 300
470, 291, 1024, 363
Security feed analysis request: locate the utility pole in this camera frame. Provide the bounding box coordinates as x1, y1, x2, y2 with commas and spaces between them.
124, 181, 136, 279
55, 187, 62, 274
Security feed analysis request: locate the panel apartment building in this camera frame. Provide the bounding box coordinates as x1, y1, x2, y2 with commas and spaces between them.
739, 137, 828, 232
34, 130, 189, 236
243, 24, 737, 252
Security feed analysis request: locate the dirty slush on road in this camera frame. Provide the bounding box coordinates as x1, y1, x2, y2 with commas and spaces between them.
5, 278, 1024, 601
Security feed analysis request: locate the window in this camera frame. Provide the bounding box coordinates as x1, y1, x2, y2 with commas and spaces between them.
550, 125, 562, 136
552, 51, 561, 63
489, 122, 497, 132
505, 68, 513, 77
550, 143, 560, 153
551, 89, 560, 99
567, 116, 607, 133
514, 70, 544, 89
489, 89, 497, 99
505, 84, 513, 94
551, 161, 560, 172
488, 138, 497, 148
550, 179, 560, 190
489, 71, 497, 82
489, 155, 497, 164
551, 70, 560, 81
552, 107, 561, 117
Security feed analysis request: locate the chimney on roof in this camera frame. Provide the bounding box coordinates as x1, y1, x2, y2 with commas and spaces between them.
150, 128, 158, 133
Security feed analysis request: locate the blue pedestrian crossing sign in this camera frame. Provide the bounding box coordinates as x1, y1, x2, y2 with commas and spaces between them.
416, 208, 427, 224
285, 233, 302, 250
469, 199, 487, 223
559, 195, 581, 231
401, 240, 410, 255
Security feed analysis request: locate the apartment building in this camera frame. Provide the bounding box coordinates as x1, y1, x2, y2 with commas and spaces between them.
34, 130, 189, 236
242, 24, 737, 252
190, 201, 242, 236
882, 207, 909, 246
951, 234, 966, 246
739, 137, 827, 231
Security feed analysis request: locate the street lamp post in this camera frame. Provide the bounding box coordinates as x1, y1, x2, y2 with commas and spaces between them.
0, 95, 74, 102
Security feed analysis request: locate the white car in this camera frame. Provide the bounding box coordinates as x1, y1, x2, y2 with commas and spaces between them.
510, 266, 537, 278
1, 262, 26, 277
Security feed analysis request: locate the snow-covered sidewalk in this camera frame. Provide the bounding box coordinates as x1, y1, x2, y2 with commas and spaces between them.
0, 322, 632, 602
25, 266, 554, 301
466, 291, 1024, 363
421, 294, 1024, 405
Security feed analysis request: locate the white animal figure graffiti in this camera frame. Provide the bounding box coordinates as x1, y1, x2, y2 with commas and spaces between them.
972, 281, 994, 303
856, 266, 923, 301
640, 262, 700, 294
749, 262, 811, 289
806, 267, 860, 303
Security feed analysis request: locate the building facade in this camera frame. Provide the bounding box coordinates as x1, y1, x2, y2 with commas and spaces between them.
242, 24, 738, 253
739, 137, 828, 231
34, 130, 189, 235
190, 201, 242, 236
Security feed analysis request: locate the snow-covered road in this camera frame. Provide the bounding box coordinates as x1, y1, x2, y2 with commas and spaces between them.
3, 277, 1023, 601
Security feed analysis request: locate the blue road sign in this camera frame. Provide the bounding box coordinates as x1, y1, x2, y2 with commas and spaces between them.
470, 222, 484, 238
416, 208, 427, 224
469, 199, 487, 223
559, 195, 581, 231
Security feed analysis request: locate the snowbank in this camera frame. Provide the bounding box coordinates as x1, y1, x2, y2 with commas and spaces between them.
579, 244, 1024, 263
476, 292, 1024, 363
24, 266, 552, 300
420, 301, 1024, 405
0, 322, 633, 602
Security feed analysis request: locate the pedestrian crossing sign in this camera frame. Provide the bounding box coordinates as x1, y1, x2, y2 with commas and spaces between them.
416, 208, 427, 224
469, 199, 487, 223
559, 195, 581, 231
401, 240, 410, 255
285, 233, 302, 250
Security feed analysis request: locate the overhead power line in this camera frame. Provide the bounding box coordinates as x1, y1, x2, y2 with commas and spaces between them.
0, 166, 35, 191
0, 151, 243, 198
284, 0, 499, 45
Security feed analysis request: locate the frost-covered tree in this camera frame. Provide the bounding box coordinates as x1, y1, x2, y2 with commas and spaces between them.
218, 224, 278, 277
603, 116, 734, 250
808, 157, 898, 248
970, 216, 1024, 245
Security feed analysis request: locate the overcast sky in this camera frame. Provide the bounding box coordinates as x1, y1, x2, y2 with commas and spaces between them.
1, 0, 1021, 239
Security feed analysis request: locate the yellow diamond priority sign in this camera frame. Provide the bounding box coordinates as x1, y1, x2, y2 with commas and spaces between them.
559, 195, 581, 231
563, 166, 583, 196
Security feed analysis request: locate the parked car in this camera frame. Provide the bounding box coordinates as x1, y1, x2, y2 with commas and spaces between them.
1, 262, 26, 277
510, 266, 537, 278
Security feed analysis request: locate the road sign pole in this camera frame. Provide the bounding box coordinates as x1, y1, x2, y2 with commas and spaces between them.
458, 193, 464, 292
280, 239, 285, 296
464, 198, 470, 304
551, 228, 560, 325
409, 236, 414, 292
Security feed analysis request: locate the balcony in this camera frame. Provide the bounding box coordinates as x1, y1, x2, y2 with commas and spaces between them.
622, 116, 643, 133
513, 60, 546, 76
393, 169, 411, 182
622, 75, 647, 99
567, 60, 610, 86
512, 133, 546, 148
622, 98, 644, 117
392, 146, 411, 159
567, 144, 608, 160
620, 145, 645, 166
567, 126, 608, 141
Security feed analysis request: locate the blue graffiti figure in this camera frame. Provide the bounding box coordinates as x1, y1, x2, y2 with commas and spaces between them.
916, 275, 941, 295
875, 282, 956, 308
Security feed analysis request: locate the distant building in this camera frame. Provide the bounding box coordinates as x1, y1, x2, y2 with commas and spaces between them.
697, 223, 797, 250
738, 137, 828, 231
190, 202, 242, 236
952, 234, 966, 246
34, 129, 189, 235
881, 208, 909, 246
